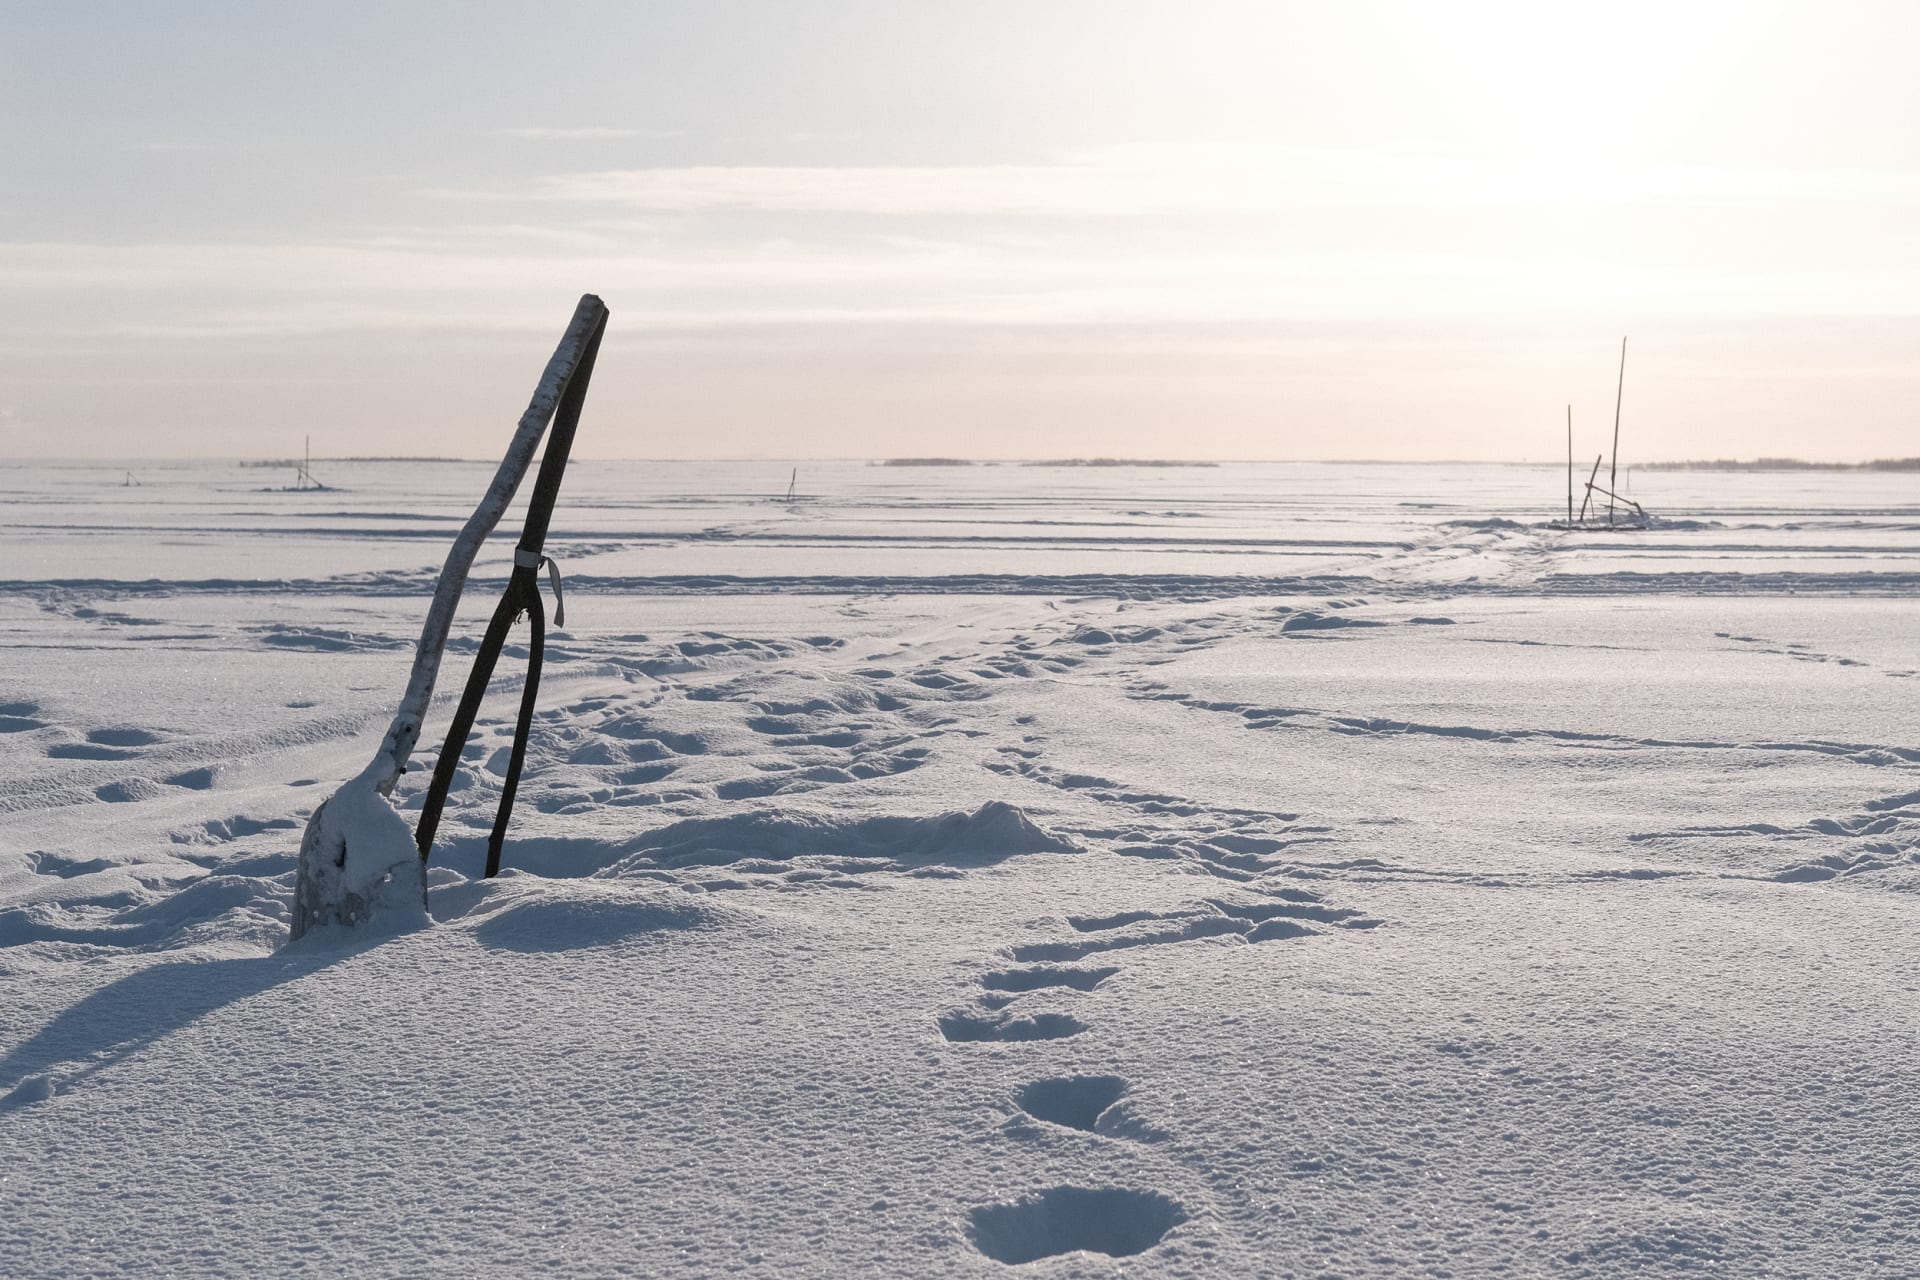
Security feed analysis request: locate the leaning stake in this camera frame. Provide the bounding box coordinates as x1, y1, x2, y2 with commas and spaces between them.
289, 295, 610, 941
413, 310, 606, 877
1608, 336, 1627, 527
1576, 453, 1602, 524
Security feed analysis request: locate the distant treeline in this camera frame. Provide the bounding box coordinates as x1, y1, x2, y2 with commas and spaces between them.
240, 456, 472, 467
1021, 458, 1219, 468
1640, 458, 1920, 472
877, 457, 1220, 468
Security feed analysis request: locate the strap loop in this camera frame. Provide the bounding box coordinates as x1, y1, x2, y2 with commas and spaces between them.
512, 548, 566, 627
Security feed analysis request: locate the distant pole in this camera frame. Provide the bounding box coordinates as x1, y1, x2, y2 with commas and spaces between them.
785, 467, 796, 501
1608, 336, 1626, 527
1577, 453, 1602, 523
1565, 404, 1573, 526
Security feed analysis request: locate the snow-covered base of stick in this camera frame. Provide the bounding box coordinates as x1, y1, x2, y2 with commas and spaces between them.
288, 775, 429, 940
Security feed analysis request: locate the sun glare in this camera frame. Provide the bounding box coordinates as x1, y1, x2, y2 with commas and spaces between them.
1376, 0, 1783, 164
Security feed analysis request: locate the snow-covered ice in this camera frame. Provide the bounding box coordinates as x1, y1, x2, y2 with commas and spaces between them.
2, 459, 1917, 1276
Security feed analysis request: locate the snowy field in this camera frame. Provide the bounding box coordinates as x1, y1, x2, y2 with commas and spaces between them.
3, 458, 1918, 1277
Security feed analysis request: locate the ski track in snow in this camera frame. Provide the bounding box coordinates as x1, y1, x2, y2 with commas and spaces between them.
3, 460, 1920, 1276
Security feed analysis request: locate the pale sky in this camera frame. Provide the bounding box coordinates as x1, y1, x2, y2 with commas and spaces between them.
3, 1, 1918, 461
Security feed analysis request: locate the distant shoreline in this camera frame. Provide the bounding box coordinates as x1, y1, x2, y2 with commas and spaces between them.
1636, 458, 1920, 473
16, 455, 1919, 471
878, 457, 1220, 468
237, 456, 477, 467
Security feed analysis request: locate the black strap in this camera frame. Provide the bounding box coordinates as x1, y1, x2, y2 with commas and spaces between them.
412, 570, 537, 863
486, 584, 544, 878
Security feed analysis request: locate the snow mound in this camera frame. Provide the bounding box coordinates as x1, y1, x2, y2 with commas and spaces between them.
1281, 611, 1386, 633
95, 777, 172, 804
0, 870, 289, 956
1063, 624, 1163, 646
604, 800, 1077, 873
0, 1074, 59, 1110
468, 883, 753, 953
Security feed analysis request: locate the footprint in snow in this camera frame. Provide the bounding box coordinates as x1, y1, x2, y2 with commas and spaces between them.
0, 701, 49, 734
966, 1186, 1186, 1264
1007, 1074, 1166, 1143
1006, 895, 1378, 965
937, 1009, 1087, 1043
979, 964, 1118, 994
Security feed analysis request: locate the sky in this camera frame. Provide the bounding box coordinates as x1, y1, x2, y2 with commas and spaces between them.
2, 0, 1918, 462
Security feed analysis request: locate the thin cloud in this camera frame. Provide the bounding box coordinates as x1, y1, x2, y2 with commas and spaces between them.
9, 137, 1920, 347
8, 225, 1914, 345
492, 127, 655, 141
500, 145, 1920, 218
527, 162, 1158, 217
127, 141, 226, 153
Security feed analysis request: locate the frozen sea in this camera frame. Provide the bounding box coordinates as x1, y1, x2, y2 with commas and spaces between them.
2, 458, 1917, 1277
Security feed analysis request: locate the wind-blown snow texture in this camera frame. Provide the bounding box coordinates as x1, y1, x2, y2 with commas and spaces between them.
2, 459, 1918, 1277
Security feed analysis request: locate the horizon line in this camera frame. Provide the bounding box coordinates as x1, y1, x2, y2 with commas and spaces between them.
6, 455, 1919, 469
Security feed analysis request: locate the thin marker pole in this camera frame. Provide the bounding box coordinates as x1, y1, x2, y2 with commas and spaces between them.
1577, 453, 1602, 523
1608, 336, 1626, 526
1566, 404, 1574, 526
